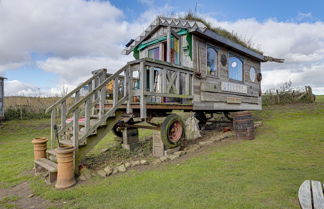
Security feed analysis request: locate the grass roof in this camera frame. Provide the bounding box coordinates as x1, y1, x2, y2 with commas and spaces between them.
183, 12, 263, 55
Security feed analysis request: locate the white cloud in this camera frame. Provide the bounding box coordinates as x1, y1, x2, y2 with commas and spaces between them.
0, 0, 143, 66
37, 55, 132, 86
1, 1, 324, 95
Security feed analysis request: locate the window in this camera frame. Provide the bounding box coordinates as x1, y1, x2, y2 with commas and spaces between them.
207, 45, 217, 76
250, 67, 256, 82
229, 56, 243, 81
170, 37, 180, 65
148, 47, 160, 60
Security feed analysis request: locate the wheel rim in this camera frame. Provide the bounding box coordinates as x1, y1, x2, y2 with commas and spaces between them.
168, 121, 183, 143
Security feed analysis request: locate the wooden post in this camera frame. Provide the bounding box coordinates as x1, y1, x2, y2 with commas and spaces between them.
72, 90, 80, 175
84, 81, 92, 135
60, 101, 66, 130
185, 73, 190, 95
113, 77, 118, 106
99, 73, 106, 120
149, 67, 154, 92
73, 91, 80, 148
139, 62, 146, 119
50, 108, 56, 149
175, 71, 180, 94
167, 26, 171, 63
161, 69, 167, 94
276, 89, 280, 104
126, 66, 133, 114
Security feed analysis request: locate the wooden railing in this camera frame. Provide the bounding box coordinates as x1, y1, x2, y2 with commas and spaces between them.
46, 58, 193, 154
130, 58, 194, 118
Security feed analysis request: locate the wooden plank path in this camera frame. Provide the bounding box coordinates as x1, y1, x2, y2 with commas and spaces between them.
298, 180, 324, 209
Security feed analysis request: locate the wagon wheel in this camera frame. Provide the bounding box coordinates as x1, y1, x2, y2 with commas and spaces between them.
161, 114, 185, 149
194, 111, 207, 129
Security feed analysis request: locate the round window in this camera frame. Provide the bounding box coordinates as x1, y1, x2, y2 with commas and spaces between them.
250, 67, 256, 82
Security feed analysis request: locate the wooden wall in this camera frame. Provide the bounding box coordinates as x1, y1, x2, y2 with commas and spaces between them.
191, 34, 262, 111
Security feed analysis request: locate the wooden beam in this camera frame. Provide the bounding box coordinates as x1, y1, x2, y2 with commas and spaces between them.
50, 108, 56, 149
113, 77, 119, 106
139, 61, 146, 119
126, 66, 133, 114
167, 26, 171, 63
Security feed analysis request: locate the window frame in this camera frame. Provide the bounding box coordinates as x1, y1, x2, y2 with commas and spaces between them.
228, 53, 244, 83
147, 45, 161, 60
249, 66, 256, 82
206, 44, 219, 78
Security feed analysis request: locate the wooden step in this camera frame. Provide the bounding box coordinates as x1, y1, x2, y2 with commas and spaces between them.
59, 140, 73, 146
79, 119, 97, 127
34, 158, 57, 173
46, 149, 57, 162
46, 149, 56, 156
60, 139, 86, 147
90, 115, 99, 119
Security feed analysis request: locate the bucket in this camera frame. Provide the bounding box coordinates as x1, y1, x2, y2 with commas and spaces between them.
233, 111, 255, 140
55, 145, 76, 189
32, 137, 48, 160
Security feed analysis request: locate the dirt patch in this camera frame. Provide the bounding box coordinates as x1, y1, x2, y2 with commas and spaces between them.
0, 181, 61, 209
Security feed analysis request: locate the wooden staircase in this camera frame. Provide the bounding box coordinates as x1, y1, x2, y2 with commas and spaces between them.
35, 64, 131, 182
34, 58, 194, 183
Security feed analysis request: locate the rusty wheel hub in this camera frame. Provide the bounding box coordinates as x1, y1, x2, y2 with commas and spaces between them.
168, 121, 183, 143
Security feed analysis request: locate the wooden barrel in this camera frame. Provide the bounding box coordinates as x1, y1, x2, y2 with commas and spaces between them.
232, 111, 255, 140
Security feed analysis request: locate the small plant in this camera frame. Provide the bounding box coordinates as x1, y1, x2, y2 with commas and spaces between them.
183, 12, 263, 54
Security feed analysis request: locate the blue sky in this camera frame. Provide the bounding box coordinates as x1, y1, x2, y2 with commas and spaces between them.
1, 0, 324, 95
109, 0, 324, 22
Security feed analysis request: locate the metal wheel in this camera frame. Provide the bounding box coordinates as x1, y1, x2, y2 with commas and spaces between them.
161, 114, 184, 148
168, 121, 183, 143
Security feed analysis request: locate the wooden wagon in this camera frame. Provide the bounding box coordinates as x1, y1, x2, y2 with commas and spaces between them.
36, 16, 283, 177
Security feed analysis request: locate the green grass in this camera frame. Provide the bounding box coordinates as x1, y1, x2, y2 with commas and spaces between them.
0, 119, 50, 188
1, 100, 324, 208
316, 95, 324, 103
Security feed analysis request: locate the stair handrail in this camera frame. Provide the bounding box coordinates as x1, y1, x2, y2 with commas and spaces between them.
67, 64, 129, 114
45, 68, 107, 114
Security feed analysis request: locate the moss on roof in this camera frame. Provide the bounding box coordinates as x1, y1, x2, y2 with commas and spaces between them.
183, 12, 263, 55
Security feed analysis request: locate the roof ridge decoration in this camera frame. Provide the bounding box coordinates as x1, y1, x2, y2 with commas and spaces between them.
122, 16, 207, 55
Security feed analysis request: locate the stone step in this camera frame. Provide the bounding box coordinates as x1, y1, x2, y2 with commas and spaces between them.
34, 158, 57, 173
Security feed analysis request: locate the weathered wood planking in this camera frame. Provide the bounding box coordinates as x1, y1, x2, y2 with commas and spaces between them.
312, 181, 324, 209
200, 91, 259, 104
298, 180, 312, 209
298, 180, 324, 209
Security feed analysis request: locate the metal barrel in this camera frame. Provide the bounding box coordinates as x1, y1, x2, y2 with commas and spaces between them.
232, 111, 255, 140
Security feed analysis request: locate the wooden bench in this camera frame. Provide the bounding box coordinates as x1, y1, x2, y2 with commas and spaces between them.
298, 180, 324, 209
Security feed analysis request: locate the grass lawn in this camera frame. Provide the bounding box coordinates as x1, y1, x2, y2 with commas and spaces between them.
1, 97, 324, 209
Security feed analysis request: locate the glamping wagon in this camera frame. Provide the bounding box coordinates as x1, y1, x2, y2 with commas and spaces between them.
36, 16, 282, 178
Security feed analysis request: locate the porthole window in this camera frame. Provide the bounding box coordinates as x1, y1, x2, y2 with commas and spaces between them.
229, 56, 243, 81
207, 45, 217, 76
250, 67, 256, 82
